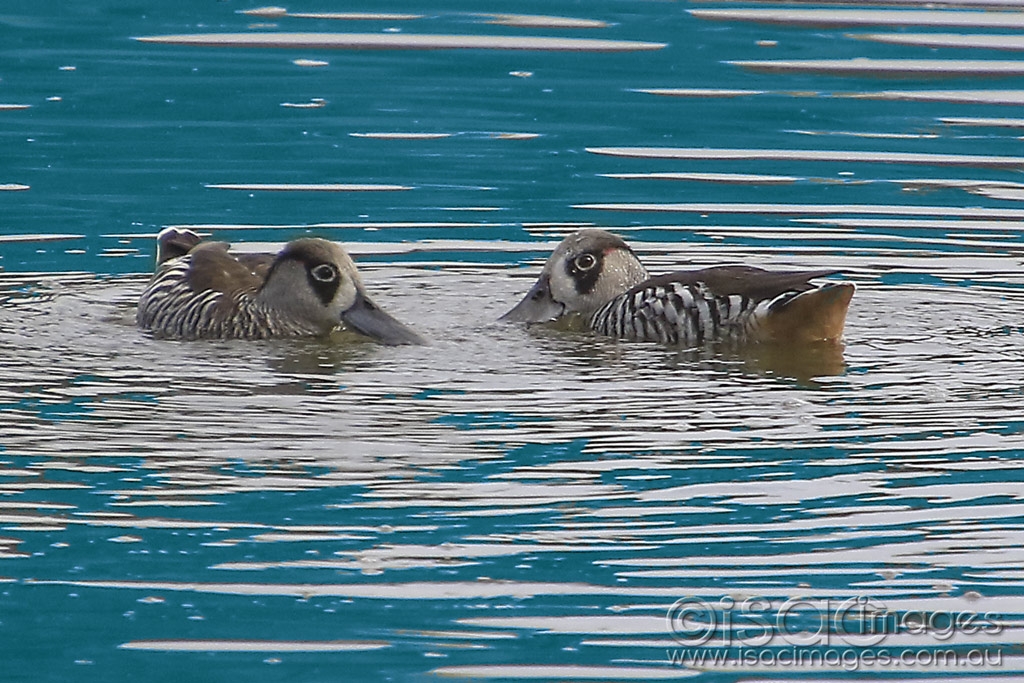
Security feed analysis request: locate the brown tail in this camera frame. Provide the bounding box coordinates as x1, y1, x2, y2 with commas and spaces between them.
762, 283, 855, 344
156, 227, 203, 264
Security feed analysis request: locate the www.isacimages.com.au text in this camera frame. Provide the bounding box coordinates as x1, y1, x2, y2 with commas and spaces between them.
667, 646, 1002, 672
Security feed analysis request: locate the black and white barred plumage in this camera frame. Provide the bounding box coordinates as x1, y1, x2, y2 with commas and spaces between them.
590, 280, 766, 345
501, 229, 854, 346
138, 257, 320, 339
137, 229, 425, 344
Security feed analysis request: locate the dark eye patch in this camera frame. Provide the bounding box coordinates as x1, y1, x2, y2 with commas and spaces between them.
311, 264, 338, 282
566, 250, 603, 294
305, 261, 342, 305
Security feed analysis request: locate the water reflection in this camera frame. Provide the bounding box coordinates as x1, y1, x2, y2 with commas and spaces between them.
510, 322, 848, 384
3, 254, 1023, 679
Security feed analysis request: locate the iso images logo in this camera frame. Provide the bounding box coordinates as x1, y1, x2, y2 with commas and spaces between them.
665, 596, 1003, 672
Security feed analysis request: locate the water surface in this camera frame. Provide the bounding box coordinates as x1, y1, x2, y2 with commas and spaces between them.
3, 1, 1024, 681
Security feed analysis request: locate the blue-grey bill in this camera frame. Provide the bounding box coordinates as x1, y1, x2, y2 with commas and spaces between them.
342, 294, 426, 346
499, 274, 565, 323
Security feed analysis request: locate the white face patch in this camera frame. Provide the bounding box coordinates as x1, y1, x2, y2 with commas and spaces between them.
257, 240, 367, 331
501, 230, 651, 323
546, 245, 650, 316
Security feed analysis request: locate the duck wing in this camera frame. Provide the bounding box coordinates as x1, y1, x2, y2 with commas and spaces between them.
635, 266, 841, 301
183, 242, 263, 295
235, 252, 275, 280
596, 266, 852, 345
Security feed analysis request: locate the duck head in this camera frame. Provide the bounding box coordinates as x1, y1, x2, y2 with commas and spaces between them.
500, 229, 649, 323
259, 238, 426, 345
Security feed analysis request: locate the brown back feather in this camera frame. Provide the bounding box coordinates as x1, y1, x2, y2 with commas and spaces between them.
236, 253, 275, 280
185, 242, 262, 295
635, 266, 841, 300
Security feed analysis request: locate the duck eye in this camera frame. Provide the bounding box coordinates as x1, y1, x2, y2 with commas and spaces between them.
310, 264, 338, 282
574, 253, 597, 271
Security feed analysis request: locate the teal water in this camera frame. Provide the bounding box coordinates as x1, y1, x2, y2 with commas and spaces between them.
4, 1, 1024, 682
